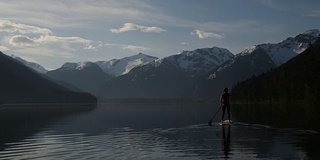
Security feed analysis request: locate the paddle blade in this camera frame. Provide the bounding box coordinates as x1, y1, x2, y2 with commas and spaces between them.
208, 120, 212, 126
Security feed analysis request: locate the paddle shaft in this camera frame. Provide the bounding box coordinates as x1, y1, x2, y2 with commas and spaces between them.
209, 106, 222, 122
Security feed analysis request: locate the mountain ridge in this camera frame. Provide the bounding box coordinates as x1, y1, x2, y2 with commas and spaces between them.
97, 46, 234, 98
46, 61, 111, 94
194, 29, 320, 99
10, 55, 48, 74
95, 53, 158, 77
0, 51, 97, 104
7, 29, 319, 100
231, 36, 320, 104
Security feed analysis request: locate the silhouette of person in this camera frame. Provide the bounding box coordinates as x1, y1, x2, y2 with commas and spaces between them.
220, 88, 231, 122
221, 125, 231, 158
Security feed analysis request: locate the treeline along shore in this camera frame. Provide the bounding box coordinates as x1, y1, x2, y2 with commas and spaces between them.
231, 38, 320, 105
230, 37, 320, 131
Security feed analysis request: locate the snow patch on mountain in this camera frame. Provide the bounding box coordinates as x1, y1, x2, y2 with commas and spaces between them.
240, 46, 258, 56
61, 61, 96, 71
96, 53, 158, 77
10, 55, 48, 74
302, 29, 319, 37
60, 62, 76, 70
141, 46, 234, 78
168, 47, 234, 73
240, 29, 319, 66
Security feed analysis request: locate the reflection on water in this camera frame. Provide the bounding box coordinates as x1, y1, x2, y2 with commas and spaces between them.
233, 103, 320, 159
0, 104, 95, 149
0, 103, 319, 159
221, 125, 231, 158
233, 103, 320, 131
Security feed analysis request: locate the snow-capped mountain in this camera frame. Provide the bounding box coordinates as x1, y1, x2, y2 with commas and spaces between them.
231, 37, 320, 104
59, 61, 98, 71
96, 46, 234, 98
212, 29, 319, 77
0, 51, 96, 103
10, 55, 48, 74
95, 53, 158, 77
46, 61, 112, 94
126, 46, 234, 81
194, 29, 320, 98
46, 53, 157, 94
163, 47, 234, 75
240, 29, 319, 66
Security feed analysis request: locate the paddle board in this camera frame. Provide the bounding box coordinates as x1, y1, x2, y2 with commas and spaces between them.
219, 120, 232, 125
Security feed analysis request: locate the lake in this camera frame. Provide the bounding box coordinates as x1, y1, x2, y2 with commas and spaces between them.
0, 103, 319, 159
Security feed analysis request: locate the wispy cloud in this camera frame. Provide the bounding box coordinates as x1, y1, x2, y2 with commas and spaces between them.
9, 35, 91, 47
0, 45, 9, 51
36, 35, 91, 44
110, 23, 166, 33
121, 45, 149, 52
84, 42, 104, 51
0, 0, 161, 28
181, 42, 189, 45
14, 47, 74, 58
251, 0, 285, 11
0, 20, 52, 35
306, 10, 320, 17
0, 20, 93, 58
191, 30, 225, 39
9, 35, 37, 47
105, 43, 149, 52
0, 1, 277, 35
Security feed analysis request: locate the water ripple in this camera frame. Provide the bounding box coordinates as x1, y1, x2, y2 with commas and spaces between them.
0, 121, 311, 160
0, 125, 220, 159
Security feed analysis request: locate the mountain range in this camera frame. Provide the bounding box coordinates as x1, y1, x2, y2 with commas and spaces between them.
192, 29, 320, 98
0, 52, 96, 104
7, 29, 320, 100
10, 55, 48, 74
96, 46, 234, 98
96, 53, 158, 77
232, 36, 320, 104
45, 53, 158, 94
46, 62, 112, 93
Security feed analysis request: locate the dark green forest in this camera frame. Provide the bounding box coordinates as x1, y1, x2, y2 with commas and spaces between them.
231, 37, 320, 105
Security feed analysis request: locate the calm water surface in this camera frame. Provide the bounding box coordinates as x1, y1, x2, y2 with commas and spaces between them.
0, 103, 319, 159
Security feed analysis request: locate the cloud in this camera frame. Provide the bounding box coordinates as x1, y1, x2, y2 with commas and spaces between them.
121, 45, 150, 52
306, 10, 320, 17
191, 30, 225, 39
9, 35, 37, 47
36, 35, 91, 44
110, 23, 166, 33
0, 20, 52, 35
0, 2, 277, 36
1, 20, 93, 56
0, 1, 160, 28
181, 42, 189, 45
84, 45, 97, 50
252, 0, 284, 10
84, 43, 104, 51
14, 47, 74, 58
0, 45, 9, 51
105, 43, 149, 52
8, 34, 91, 48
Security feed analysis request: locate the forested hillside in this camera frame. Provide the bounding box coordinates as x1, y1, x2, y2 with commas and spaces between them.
231, 38, 320, 104
0, 52, 97, 104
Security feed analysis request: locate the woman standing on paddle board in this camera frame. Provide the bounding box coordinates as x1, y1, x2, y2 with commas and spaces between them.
220, 88, 231, 122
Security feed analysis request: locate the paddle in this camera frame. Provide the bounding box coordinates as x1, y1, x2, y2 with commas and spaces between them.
208, 105, 222, 126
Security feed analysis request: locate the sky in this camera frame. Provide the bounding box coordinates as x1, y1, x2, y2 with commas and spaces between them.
0, 0, 319, 70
